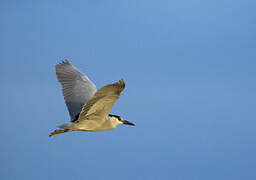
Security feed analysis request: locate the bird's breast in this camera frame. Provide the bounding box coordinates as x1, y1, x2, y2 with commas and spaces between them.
74, 118, 115, 131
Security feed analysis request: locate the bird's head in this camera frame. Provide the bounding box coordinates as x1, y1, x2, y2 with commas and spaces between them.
109, 114, 135, 127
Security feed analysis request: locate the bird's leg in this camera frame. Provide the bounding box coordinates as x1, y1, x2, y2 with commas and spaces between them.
49, 129, 71, 137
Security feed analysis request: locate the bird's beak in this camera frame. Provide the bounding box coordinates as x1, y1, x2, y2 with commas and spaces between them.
122, 120, 135, 126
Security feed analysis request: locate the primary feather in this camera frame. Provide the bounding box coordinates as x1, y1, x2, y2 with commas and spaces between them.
76, 79, 125, 124
55, 60, 97, 121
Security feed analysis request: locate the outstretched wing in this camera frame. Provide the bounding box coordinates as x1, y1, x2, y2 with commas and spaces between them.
77, 79, 125, 123
56, 60, 97, 121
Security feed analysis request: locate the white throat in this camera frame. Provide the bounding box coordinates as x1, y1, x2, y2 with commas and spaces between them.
109, 116, 123, 128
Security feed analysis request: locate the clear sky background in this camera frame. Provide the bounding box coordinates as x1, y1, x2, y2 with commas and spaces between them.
1, 0, 256, 179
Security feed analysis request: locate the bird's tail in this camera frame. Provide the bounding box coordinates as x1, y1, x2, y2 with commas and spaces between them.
58, 123, 74, 129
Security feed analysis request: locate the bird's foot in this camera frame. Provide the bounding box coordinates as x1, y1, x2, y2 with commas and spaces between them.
49, 129, 70, 137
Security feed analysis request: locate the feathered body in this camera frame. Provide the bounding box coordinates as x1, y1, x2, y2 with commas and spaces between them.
49, 60, 134, 136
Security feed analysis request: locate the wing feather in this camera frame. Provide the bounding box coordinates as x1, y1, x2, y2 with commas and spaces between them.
77, 79, 125, 123
55, 60, 97, 121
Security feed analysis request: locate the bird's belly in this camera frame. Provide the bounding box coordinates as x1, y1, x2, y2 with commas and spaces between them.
75, 120, 114, 132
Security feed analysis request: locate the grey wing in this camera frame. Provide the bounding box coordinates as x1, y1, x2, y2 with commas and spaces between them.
77, 79, 125, 122
56, 60, 97, 121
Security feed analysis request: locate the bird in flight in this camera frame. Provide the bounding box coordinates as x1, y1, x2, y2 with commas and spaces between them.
50, 60, 135, 136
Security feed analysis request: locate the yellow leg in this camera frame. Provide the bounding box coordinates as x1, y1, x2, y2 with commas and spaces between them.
49, 129, 71, 137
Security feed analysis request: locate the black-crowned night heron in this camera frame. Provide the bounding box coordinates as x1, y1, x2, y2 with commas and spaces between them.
50, 60, 135, 136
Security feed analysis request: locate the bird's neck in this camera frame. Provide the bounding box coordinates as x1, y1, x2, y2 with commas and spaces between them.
109, 116, 122, 128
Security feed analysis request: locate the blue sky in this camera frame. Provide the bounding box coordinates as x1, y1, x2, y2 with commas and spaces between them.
1, 0, 256, 179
